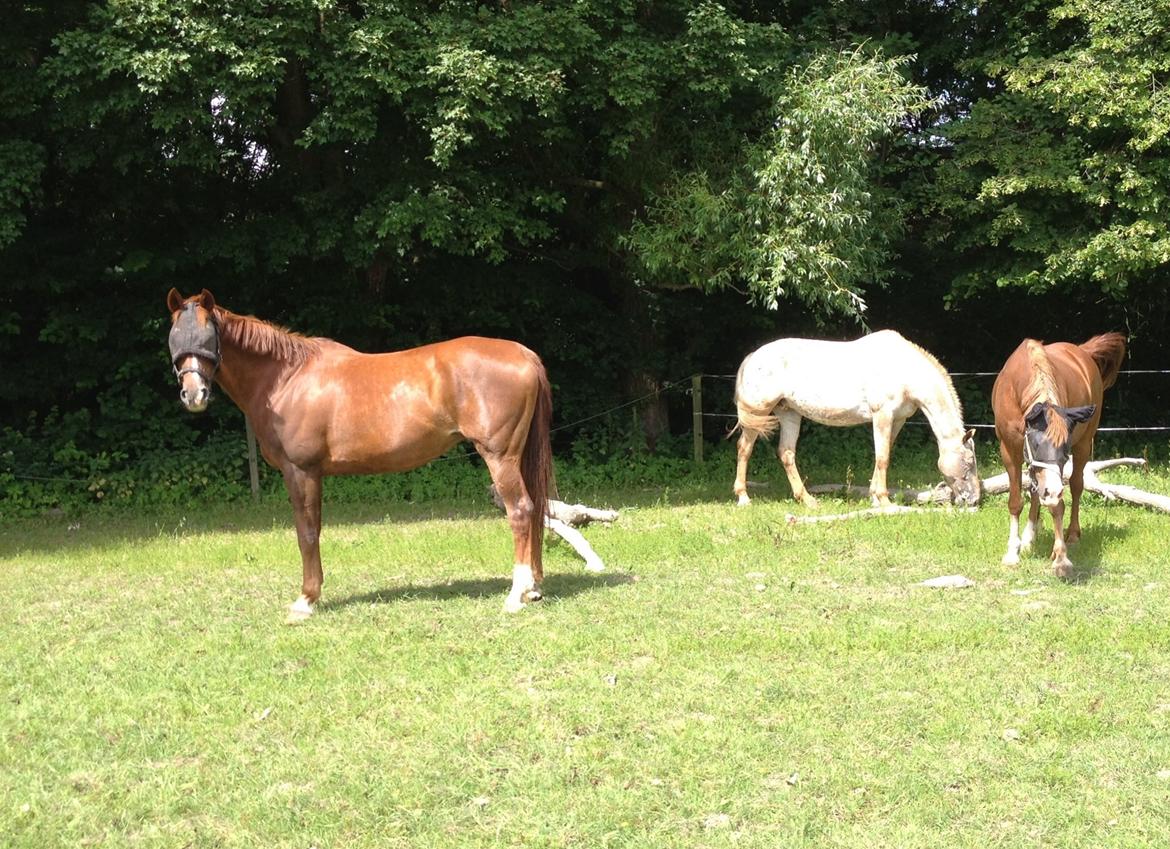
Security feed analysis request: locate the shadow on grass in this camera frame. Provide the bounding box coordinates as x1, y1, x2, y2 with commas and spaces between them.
1009, 514, 1131, 583
319, 570, 636, 611
0, 499, 509, 558
1063, 519, 1132, 583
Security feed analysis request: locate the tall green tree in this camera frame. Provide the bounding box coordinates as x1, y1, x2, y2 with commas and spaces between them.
4, 0, 930, 459
930, 0, 1170, 332
625, 47, 929, 317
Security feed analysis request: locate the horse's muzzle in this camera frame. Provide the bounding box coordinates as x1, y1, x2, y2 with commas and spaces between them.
1030, 466, 1064, 506
179, 383, 211, 412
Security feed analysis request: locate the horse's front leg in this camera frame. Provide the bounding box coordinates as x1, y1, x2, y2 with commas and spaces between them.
1000, 441, 1025, 566
1019, 486, 1041, 555
1048, 498, 1073, 577
869, 411, 897, 507
283, 465, 324, 623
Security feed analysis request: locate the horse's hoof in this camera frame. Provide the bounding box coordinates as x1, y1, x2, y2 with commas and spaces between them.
523, 587, 543, 604
1001, 553, 1020, 567
800, 495, 819, 509
286, 596, 314, 624
1053, 558, 1073, 578
736, 494, 751, 507
503, 594, 525, 614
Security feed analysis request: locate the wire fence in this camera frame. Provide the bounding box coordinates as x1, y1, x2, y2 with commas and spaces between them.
6, 370, 1170, 489
689, 370, 1170, 430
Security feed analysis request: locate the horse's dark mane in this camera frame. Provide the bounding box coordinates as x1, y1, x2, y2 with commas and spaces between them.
215, 308, 321, 365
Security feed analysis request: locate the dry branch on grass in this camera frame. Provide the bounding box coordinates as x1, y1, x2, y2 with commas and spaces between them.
786, 504, 978, 525
980, 457, 1170, 513
806, 482, 955, 505
490, 487, 617, 572
784, 457, 1169, 523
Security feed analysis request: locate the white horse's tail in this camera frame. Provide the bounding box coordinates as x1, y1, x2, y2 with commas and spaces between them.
733, 403, 780, 439
731, 355, 781, 439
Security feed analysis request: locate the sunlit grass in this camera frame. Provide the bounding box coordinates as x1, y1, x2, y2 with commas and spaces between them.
4, 460, 1170, 848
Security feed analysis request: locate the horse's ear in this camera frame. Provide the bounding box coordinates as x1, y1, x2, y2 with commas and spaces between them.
1064, 404, 1096, 424
197, 289, 216, 312
964, 428, 976, 445
166, 288, 184, 313
1025, 403, 1048, 429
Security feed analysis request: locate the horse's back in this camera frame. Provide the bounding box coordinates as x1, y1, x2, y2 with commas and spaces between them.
992, 337, 1122, 448
736, 331, 922, 424
741, 330, 916, 374
281, 336, 546, 474
993, 338, 1104, 411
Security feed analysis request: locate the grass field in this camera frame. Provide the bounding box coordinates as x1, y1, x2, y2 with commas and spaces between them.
4, 455, 1170, 848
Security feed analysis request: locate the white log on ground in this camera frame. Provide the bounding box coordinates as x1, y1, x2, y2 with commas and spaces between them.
786, 504, 977, 525
786, 456, 1169, 522
806, 482, 953, 505
980, 457, 1170, 513
489, 486, 618, 570
547, 500, 620, 526
547, 517, 607, 572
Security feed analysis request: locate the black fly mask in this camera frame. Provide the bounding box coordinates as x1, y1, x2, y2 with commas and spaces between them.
169, 301, 220, 383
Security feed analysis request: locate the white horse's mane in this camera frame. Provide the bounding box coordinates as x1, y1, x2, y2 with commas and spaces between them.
904, 336, 964, 420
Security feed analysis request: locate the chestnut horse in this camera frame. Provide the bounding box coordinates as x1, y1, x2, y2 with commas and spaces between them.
733, 331, 981, 509
167, 289, 552, 620
991, 333, 1125, 575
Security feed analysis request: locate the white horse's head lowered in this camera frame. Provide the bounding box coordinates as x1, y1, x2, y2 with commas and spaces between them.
938, 429, 981, 506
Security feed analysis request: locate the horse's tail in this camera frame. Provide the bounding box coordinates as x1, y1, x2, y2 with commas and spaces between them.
730, 357, 780, 439
1080, 332, 1127, 391
733, 403, 780, 439
521, 359, 554, 573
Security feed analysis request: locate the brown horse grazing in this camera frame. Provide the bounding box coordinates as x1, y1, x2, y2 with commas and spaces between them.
166, 289, 552, 620
991, 333, 1126, 576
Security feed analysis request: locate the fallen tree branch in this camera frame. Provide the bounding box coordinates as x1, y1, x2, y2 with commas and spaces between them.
980, 457, 1170, 513
806, 482, 954, 505
792, 456, 1169, 520
547, 517, 607, 572
786, 504, 977, 524
546, 500, 620, 526
490, 487, 617, 571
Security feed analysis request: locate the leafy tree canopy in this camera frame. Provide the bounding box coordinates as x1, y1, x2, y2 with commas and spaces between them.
932, 0, 1170, 309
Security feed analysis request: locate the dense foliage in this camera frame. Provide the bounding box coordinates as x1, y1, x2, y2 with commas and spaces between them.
4, 0, 1169, 513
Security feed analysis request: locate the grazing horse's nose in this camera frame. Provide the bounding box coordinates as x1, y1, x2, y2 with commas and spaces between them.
1032, 468, 1063, 506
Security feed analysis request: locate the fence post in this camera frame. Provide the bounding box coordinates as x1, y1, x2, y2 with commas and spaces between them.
692, 374, 704, 464
244, 416, 260, 502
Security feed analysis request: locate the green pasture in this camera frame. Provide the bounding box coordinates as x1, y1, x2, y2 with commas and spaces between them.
4, 451, 1170, 848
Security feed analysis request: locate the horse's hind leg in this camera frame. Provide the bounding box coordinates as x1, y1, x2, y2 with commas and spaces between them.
869, 411, 897, 507
777, 411, 816, 508
481, 452, 541, 612
733, 428, 760, 506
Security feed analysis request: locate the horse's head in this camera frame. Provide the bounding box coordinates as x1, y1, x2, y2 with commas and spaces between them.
167, 288, 220, 413
1023, 402, 1096, 506
939, 428, 981, 506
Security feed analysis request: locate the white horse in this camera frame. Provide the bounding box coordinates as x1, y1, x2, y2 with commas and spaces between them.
732, 330, 981, 508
